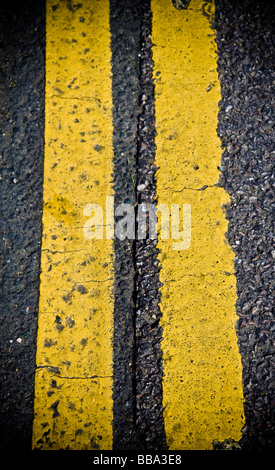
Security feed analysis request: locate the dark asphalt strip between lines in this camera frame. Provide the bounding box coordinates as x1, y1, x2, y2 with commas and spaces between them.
110, 0, 167, 450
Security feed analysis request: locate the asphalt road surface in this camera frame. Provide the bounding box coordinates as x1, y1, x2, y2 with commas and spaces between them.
0, 0, 274, 453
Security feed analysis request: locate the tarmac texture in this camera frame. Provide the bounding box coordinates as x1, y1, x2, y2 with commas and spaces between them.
0, 0, 274, 452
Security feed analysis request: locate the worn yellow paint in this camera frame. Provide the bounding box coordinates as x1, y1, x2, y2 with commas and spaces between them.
151, 0, 245, 449
32, 0, 114, 449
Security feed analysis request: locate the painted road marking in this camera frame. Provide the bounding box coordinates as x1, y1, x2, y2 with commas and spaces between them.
151, 0, 245, 449
32, 0, 114, 449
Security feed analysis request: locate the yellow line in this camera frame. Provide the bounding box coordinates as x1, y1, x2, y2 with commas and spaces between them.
32, 0, 114, 450
151, 0, 245, 449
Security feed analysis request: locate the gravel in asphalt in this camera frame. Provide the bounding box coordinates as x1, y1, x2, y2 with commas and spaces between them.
215, 0, 275, 450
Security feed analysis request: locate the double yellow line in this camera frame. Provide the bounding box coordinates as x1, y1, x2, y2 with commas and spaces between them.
32, 0, 244, 450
